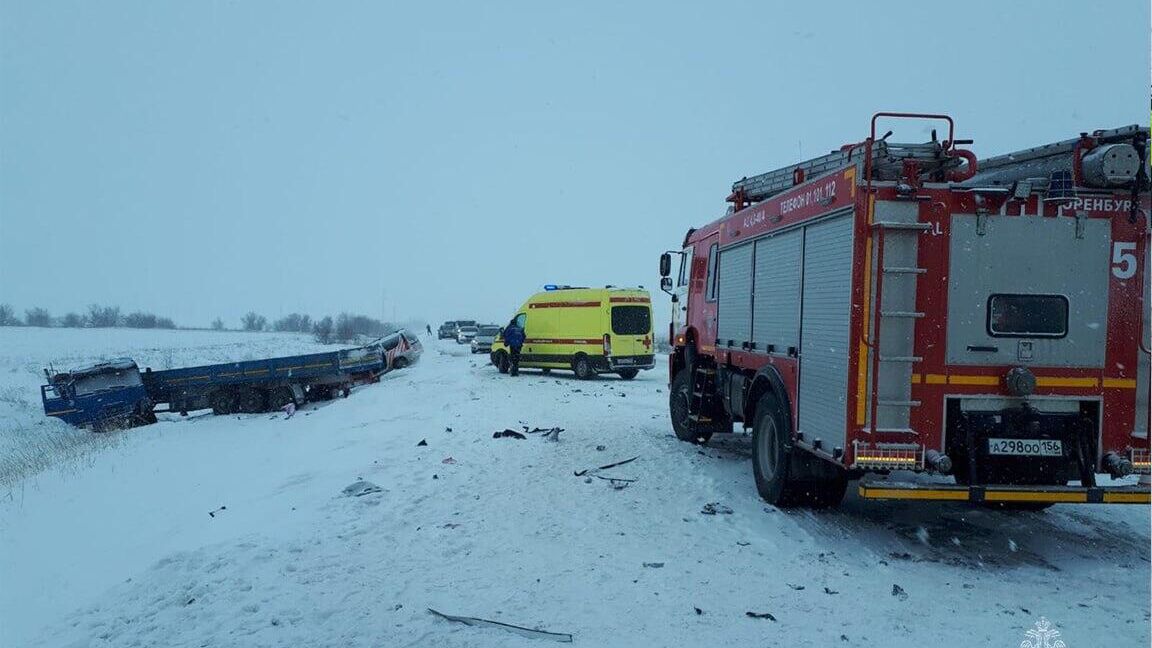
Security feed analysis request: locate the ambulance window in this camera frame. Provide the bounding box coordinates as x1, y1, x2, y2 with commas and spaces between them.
612, 306, 651, 335
677, 247, 692, 287
513, 313, 527, 329
987, 294, 1068, 338
705, 243, 718, 302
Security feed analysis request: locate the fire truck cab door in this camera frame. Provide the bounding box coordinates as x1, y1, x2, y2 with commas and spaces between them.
671, 246, 692, 334
946, 214, 1110, 368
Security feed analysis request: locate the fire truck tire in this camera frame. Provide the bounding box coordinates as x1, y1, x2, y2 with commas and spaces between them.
494, 351, 510, 374
617, 368, 639, 380
572, 354, 595, 380
669, 370, 725, 444
237, 388, 267, 413
751, 391, 807, 507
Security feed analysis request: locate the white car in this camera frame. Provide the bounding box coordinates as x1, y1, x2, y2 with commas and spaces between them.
456, 325, 478, 344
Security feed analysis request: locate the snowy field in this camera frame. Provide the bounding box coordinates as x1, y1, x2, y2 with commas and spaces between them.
0, 332, 1148, 647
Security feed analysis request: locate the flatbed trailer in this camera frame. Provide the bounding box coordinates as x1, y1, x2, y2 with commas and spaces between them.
42, 343, 388, 429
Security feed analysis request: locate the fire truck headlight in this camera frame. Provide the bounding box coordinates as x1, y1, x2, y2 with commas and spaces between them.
1005, 366, 1036, 397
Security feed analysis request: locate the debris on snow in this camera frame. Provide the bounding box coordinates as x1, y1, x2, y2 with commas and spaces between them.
700, 502, 733, 515
787, 583, 805, 590
540, 427, 561, 441
573, 455, 639, 477
342, 481, 382, 497
694, 607, 703, 615
823, 587, 839, 595
442, 457, 457, 464
207, 505, 227, 518
281, 402, 296, 418
892, 584, 909, 601
493, 429, 527, 440
745, 611, 777, 621
427, 608, 573, 643
915, 527, 930, 544
642, 562, 665, 568
417, 439, 428, 447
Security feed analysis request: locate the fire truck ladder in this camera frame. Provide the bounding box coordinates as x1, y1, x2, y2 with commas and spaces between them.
861, 113, 963, 436
730, 140, 962, 205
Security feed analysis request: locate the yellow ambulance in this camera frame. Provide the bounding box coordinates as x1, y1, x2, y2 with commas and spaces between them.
490, 286, 655, 379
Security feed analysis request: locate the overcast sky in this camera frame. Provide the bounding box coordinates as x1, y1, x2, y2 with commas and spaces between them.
1, 1, 1148, 328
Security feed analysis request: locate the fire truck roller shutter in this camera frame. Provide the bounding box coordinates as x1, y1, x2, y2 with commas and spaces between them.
797, 213, 856, 452
717, 243, 754, 348
753, 229, 802, 355
945, 215, 1109, 368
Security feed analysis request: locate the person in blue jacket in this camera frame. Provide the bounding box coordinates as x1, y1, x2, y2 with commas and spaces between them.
503, 316, 526, 376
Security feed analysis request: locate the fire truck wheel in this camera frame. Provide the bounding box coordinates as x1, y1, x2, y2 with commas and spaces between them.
237, 388, 267, 413
494, 351, 510, 374
209, 390, 237, 415
617, 368, 639, 380
751, 391, 806, 507
572, 355, 595, 380
669, 370, 724, 444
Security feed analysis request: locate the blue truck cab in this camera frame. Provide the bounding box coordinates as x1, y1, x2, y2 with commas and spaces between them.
42, 358, 155, 429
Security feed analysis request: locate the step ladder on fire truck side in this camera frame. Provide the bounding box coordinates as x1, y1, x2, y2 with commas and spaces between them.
687, 364, 717, 426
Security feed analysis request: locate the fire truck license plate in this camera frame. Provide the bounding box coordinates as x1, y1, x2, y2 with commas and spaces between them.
987, 438, 1063, 457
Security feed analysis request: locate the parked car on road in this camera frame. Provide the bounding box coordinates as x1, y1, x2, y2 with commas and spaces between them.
455, 325, 478, 344
439, 320, 476, 340
470, 325, 501, 354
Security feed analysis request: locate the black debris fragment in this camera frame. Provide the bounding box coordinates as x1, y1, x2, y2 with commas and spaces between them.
417, 439, 428, 446
493, 429, 527, 440
824, 587, 839, 595
445, 427, 452, 432
892, 584, 908, 601
574, 455, 639, 477
342, 481, 383, 497
787, 583, 805, 590
208, 505, 227, 518
745, 611, 776, 621
700, 502, 733, 515
595, 445, 606, 451
185, 598, 195, 606
694, 607, 703, 615
642, 562, 665, 568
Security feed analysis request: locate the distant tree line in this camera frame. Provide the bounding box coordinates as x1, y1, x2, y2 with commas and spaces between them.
0, 303, 176, 329
235, 311, 396, 344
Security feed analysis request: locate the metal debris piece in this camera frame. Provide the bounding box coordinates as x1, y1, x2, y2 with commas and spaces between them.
342, 481, 382, 497
493, 429, 527, 440
745, 611, 777, 621
427, 608, 573, 643
642, 562, 665, 568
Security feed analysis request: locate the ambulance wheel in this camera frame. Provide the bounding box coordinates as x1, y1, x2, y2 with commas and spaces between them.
669, 370, 726, 444
572, 354, 595, 380
495, 351, 510, 374
617, 368, 639, 380
237, 388, 267, 413
751, 391, 807, 508
209, 390, 237, 415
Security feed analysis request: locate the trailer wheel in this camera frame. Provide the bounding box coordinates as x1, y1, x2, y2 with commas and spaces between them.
393, 357, 409, 370
751, 391, 806, 507
237, 388, 267, 413
495, 351, 510, 374
209, 390, 237, 415
616, 368, 639, 380
269, 387, 295, 410
572, 354, 595, 380
669, 370, 726, 444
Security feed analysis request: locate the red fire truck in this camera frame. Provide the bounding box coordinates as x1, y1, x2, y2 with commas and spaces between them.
659, 112, 1151, 508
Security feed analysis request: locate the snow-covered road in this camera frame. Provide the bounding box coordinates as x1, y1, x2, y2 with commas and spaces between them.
1, 336, 1148, 647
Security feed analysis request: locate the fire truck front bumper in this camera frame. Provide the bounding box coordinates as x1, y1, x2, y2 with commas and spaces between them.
858, 479, 1151, 504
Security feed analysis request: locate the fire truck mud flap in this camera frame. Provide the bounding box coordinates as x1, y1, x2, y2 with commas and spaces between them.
857, 480, 1151, 504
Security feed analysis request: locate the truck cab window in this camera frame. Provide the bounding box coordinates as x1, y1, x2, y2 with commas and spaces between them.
705, 243, 719, 302
677, 247, 692, 287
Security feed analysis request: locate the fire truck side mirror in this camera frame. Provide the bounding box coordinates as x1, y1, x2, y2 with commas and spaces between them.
659, 253, 671, 277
